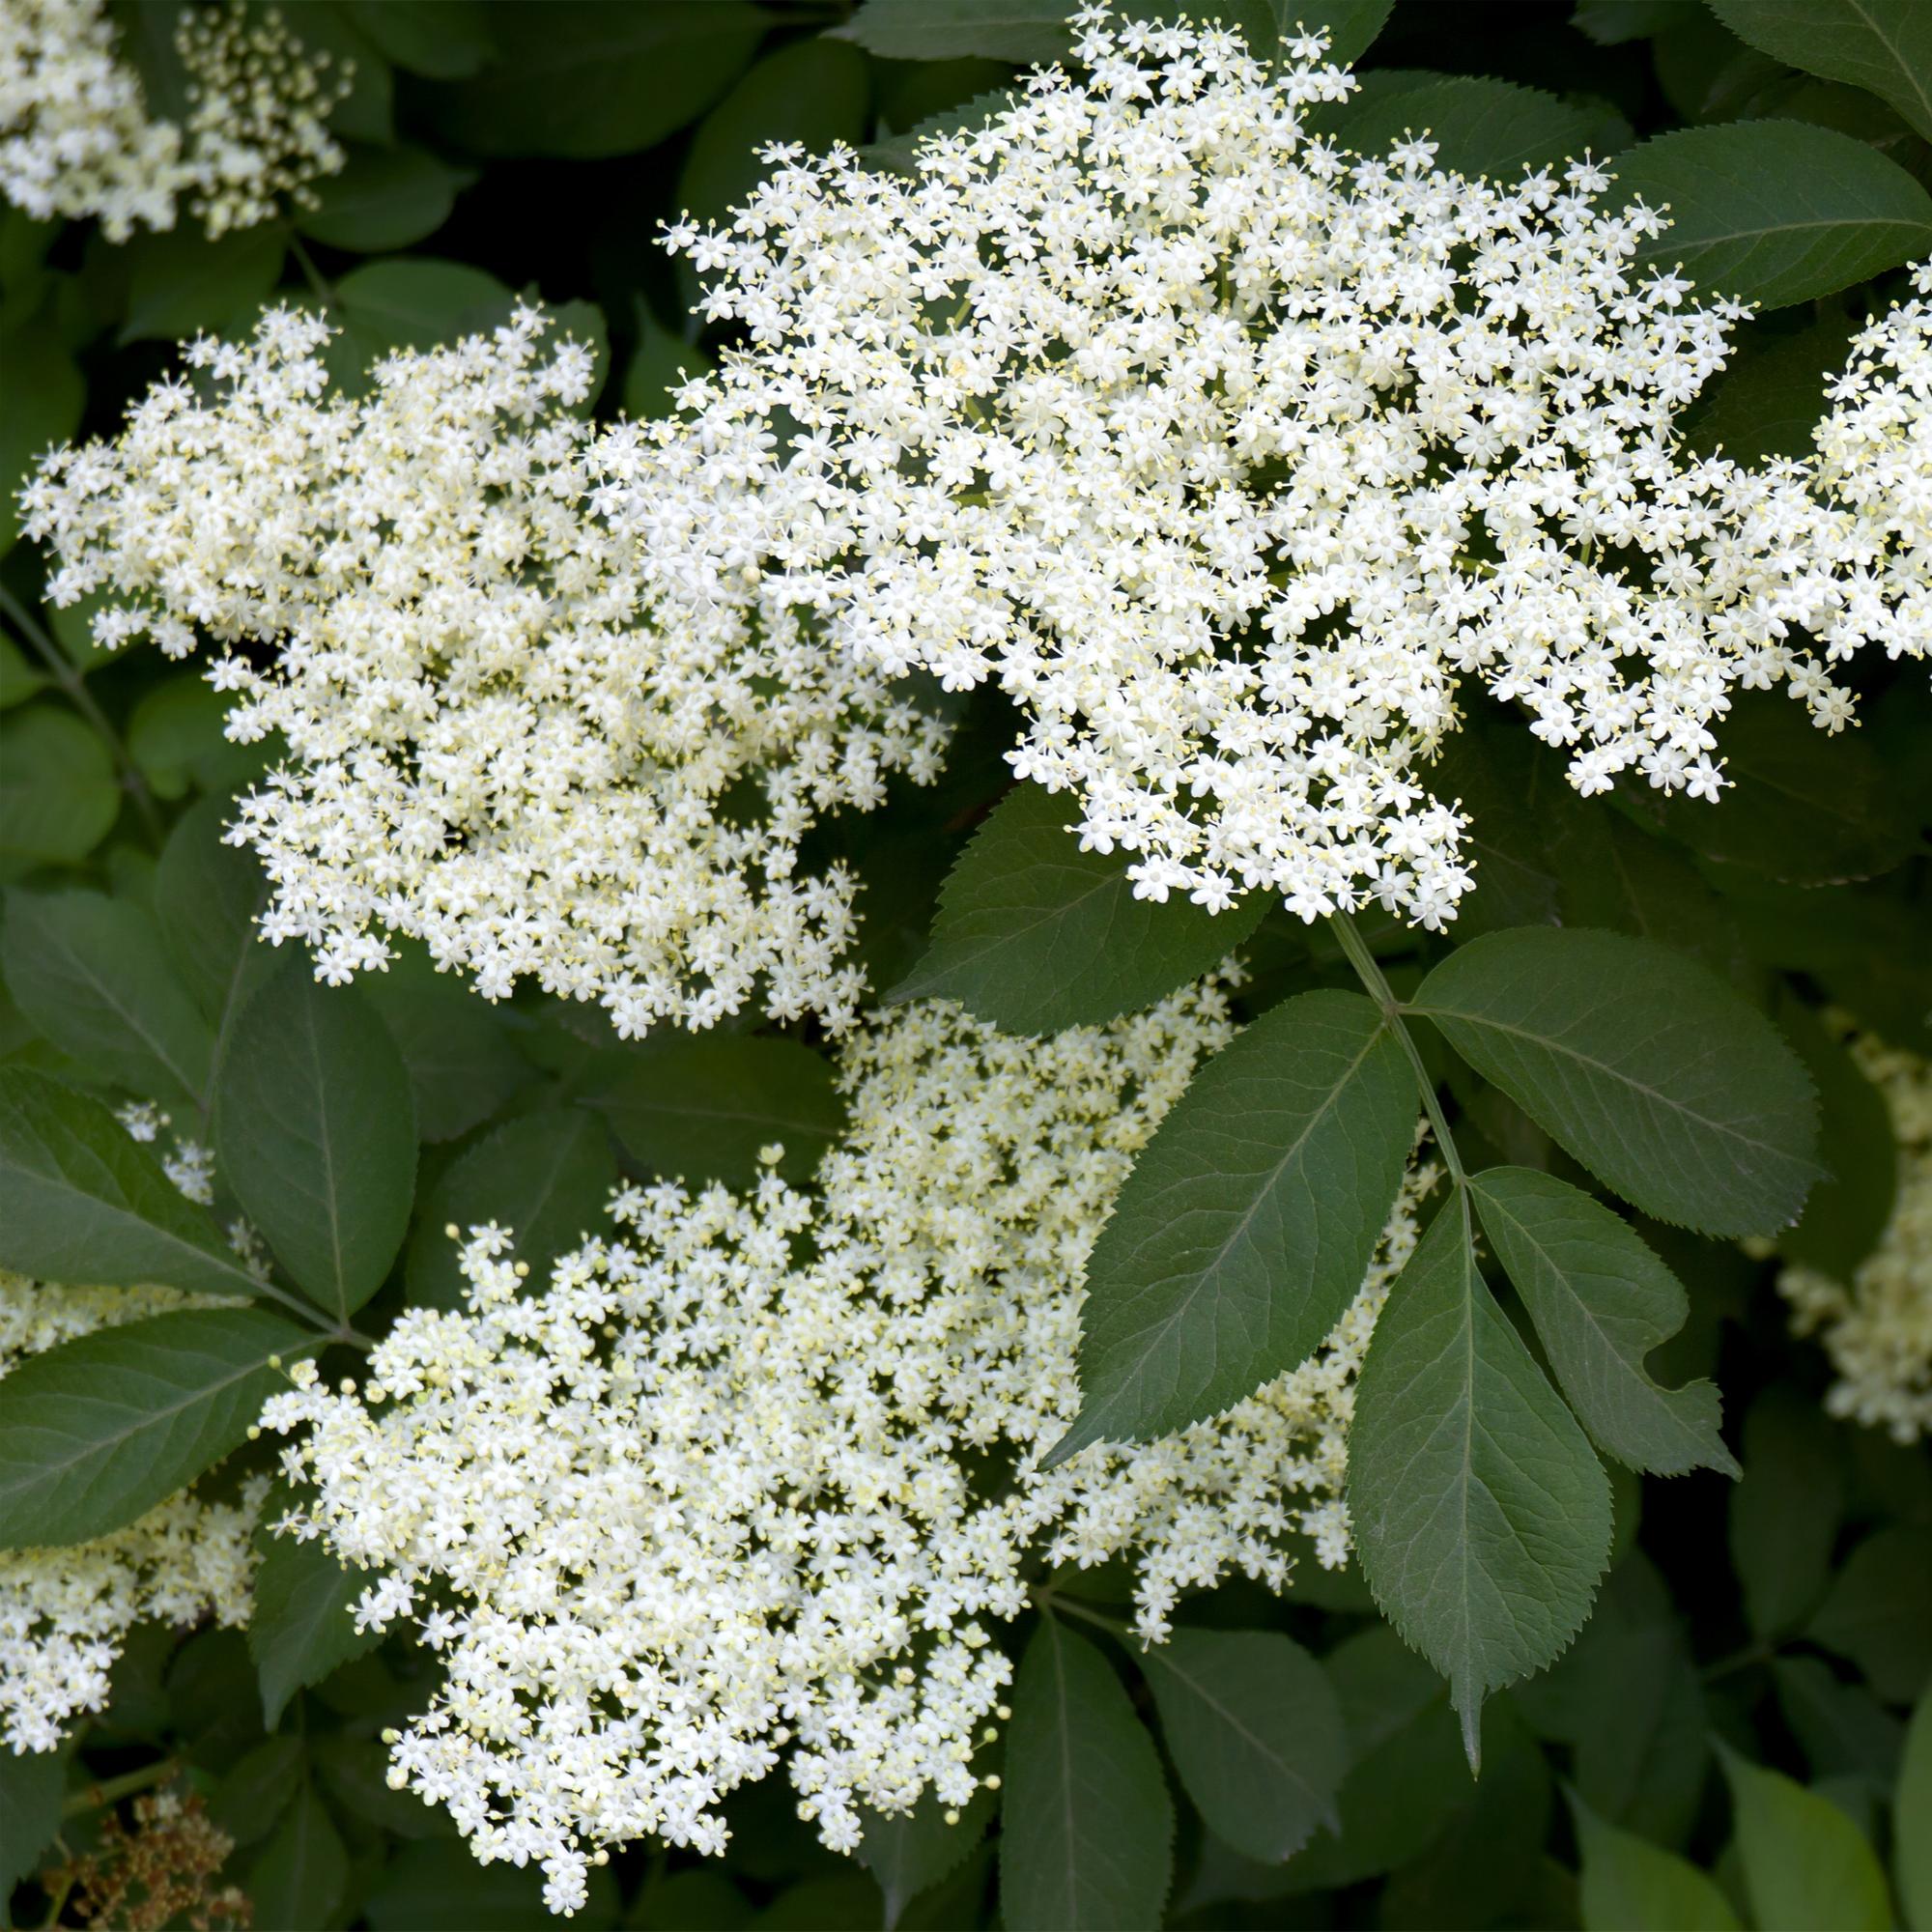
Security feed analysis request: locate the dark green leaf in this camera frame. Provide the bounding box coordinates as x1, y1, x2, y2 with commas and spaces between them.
1775, 1658, 1905, 1785
1707, 0, 1932, 141
0, 705, 119, 866
0, 1068, 260, 1299
125, 675, 264, 801
250, 1526, 384, 1725
210, 1736, 306, 1848
249, 1780, 349, 1932
368, 1839, 622, 1929
624, 298, 712, 419
340, 0, 495, 77
1000, 1617, 1173, 1931
356, 957, 530, 1144
0, 1307, 311, 1548
299, 143, 475, 252
1410, 927, 1820, 1237
835, 0, 1079, 62
0, 319, 82, 558
1331, 72, 1601, 176
1630, 693, 1920, 887
1730, 1387, 1847, 1639
1808, 1526, 1932, 1706
2, 890, 213, 1113
1778, 997, 1899, 1280
864, 84, 1019, 174
282, 3, 392, 145
327, 256, 512, 370
1141, 1629, 1345, 1863
1350, 1193, 1613, 1762
1900, 1687, 1932, 1932
1617, 120, 1932, 308
1050, 988, 1413, 1462
421, 3, 764, 158
0, 635, 42, 711
1572, 1788, 1741, 1932
406, 1110, 616, 1311
154, 794, 276, 1035
0, 1744, 64, 1895
859, 1785, 996, 1931
1718, 1742, 1893, 1932
215, 958, 417, 1319
1685, 317, 1857, 466
1469, 1167, 1739, 1478
889, 783, 1268, 1035
588, 1035, 843, 1187
117, 224, 285, 345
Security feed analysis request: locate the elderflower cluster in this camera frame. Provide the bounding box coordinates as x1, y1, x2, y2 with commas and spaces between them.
1776, 1025, 1932, 1443
261, 985, 1435, 1914
24, 306, 950, 1037
660, 6, 1928, 925
1, 1119, 264, 1755
0, 0, 349, 242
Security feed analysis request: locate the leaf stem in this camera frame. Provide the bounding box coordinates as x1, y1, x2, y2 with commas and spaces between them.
1328, 912, 1465, 1185
62, 1754, 179, 1818
1031, 1587, 1130, 1642
0, 582, 165, 849
287, 233, 336, 309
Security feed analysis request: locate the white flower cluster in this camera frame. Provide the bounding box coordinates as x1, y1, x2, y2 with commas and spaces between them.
1776, 1024, 1932, 1443
24, 306, 950, 1037
1, 1120, 263, 1755
261, 986, 1435, 1914
660, 6, 1929, 925
0, 0, 350, 242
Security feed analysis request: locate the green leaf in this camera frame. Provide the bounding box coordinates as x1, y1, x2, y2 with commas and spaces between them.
624, 298, 712, 419
1630, 692, 1920, 887
0, 634, 42, 711
210, 1736, 306, 1849
1778, 997, 1899, 1281
676, 38, 870, 230
587, 1035, 843, 1187
1617, 120, 1932, 309
248, 1779, 349, 1932
406, 1110, 616, 1311
860, 1786, 997, 1931
836, 0, 1080, 62
249, 1526, 383, 1726
864, 83, 1020, 174
1899, 1687, 1932, 1932
1707, 0, 1932, 141
1685, 316, 1857, 466
1349, 1193, 1613, 1764
0, 705, 120, 866
0, 1745, 64, 1895
214, 958, 417, 1319
1809, 1526, 1932, 1706
340, 0, 495, 77
1410, 927, 1820, 1238
0, 1068, 260, 1299
1049, 988, 1414, 1463
1468, 1167, 1739, 1478
0, 318, 82, 558
126, 675, 265, 801
327, 256, 512, 369
1730, 1387, 1847, 1640
117, 224, 286, 345
1572, 1787, 1741, 1931
1719, 1742, 1893, 1932
0, 1307, 311, 1548
282, 3, 392, 145
155, 795, 276, 1037
1330, 72, 1601, 177
1001, 1617, 1173, 1931
1141, 1629, 1345, 1863
421, 2, 764, 158
1775, 1657, 1906, 1785
2, 891, 214, 1113
890, 784, 1268, 1036
298, 143, 475, 253
356, 955, 530, 1144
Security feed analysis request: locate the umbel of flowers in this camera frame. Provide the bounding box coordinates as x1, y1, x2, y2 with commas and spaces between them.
260, 985, 1437, 1915
0, 0, 351, 241
0, 1108, 266, 1754
662, 6, 1932, 926
1776, 1024, 1932, 1443
23, 307, 951, 1037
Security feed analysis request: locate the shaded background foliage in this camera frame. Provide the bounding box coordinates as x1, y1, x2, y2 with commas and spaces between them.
1, 1, 1930, 1928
